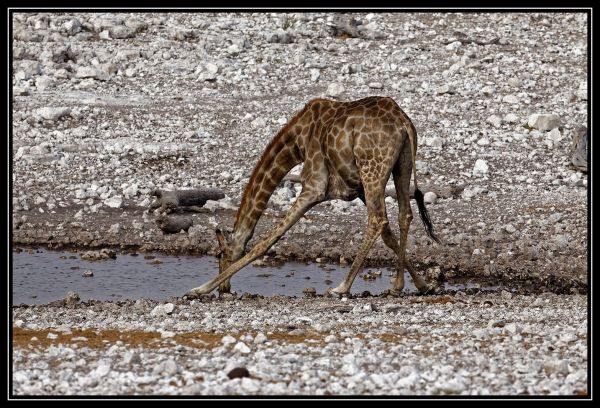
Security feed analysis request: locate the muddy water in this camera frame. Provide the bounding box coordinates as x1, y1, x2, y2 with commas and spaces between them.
12, 249, 498, 304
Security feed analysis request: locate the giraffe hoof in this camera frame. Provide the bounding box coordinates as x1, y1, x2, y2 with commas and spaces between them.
417, 284, 436, 295
185, 287, 211, 299
218, 291, 236, 301
389, 288, 404, 297
326, 288, 346, 299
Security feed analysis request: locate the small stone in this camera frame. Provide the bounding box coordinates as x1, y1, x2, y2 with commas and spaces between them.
472, 159, 489, 177
108, 223, 120, 234
310, 68, 320, 82
472, 328, 489, 340
548, 212, 563, 224
233, 342, 251, 354
221, 335, 236, 346
446, 41, 462, 51
65, 291, 80, 305
62, 18, 82, 35
302, 287, 317, 297
82, 270, 94, 277
505, 322, 519, 334
507, 77, 521, 87
154, 359, 178, 376
436, 84, 455, 94
123, 351, 141, 365
241, 377, 261, 393
439, 378, 465, 393
502, 94, 519, 104
253, 333, 267, 344
559, 332, 578, 343
423, 192, 438, 204
504, 224, 516, 234
326, 83, 345, 98
92, 360, 112, 378
227, 367, 250, 379
108, 25, 135, 39
576, 81, 587, 100
150, 303, 175, 317
500, 289, 513, 300
488, 320, 506, 328
547, 128, 563, 144
504, 113, 519, 123
487, 115, 502, 127
104, 196, 123, 208
47, 332, 58, 339
528, 113, 561, 131
426, 137, 444, 148
38, 107, 71, 121
368, 82, 383, 89
160, 330, 175, 338
543, 360, 569, 376
76, 66, 101, 79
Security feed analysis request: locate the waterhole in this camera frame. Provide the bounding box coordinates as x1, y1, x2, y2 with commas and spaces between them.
12, 248, 499, 304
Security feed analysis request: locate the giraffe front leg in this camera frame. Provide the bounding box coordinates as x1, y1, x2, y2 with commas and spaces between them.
186, 189, 322, 297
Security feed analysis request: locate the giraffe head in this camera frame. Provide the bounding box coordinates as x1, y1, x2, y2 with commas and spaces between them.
215, 228, 242, 274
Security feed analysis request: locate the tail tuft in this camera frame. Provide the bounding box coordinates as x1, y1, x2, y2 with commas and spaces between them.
414, 189, 441, 244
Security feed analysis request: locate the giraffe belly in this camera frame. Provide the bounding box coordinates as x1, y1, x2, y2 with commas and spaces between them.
326, 167, 363, 201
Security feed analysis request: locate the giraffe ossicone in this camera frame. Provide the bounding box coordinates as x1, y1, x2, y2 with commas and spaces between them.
187, 96, 439, 298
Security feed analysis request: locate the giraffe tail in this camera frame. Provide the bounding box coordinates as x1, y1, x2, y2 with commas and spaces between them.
414, 188, 441, 244
404, 123, 441, 244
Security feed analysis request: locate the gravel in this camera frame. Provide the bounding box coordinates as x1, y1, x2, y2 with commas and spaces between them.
11, 293, 588, 395
11, 11, 588, 396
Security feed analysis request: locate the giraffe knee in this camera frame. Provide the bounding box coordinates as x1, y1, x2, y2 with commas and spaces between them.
374, 217, 388, 233
399, 211, 412, 228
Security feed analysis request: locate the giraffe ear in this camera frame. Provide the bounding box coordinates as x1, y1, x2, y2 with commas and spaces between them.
215, 228, 227, 249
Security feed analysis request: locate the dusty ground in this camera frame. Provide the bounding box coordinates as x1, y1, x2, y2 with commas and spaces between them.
11, 11, 589, 396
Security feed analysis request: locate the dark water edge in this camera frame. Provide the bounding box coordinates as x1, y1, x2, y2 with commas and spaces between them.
11, 248, 500, 305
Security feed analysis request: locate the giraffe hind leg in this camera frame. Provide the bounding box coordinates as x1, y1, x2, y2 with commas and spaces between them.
386, 147, 432, 295
328, 145, 393, 296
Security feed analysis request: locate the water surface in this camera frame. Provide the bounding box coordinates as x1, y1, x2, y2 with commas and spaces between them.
12, 248, 496, 304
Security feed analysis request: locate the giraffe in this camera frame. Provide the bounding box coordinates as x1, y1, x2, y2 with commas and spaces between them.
187, 96, 440, 298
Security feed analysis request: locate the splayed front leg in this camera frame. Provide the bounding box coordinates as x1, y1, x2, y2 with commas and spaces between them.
186, 189, 322, 298
186, 273, 229, 298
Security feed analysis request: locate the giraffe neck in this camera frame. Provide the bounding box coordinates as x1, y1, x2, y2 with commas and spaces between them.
230, 115, 306, 256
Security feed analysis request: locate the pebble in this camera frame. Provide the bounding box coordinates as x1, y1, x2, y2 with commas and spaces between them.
38, 107, 71, 121
502, 94, 519, 104
253, 333, 267, 344
104, 196, 123, 209
221, 335, 236, 346
326, 83, 345, 98
472, 159, 489, 177
423, 192, 438, 204
150, 303, 175, 317
233, 342, 251, 354
528, 114, 561, 131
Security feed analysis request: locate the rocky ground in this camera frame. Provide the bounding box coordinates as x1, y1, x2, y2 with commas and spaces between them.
12, 293, 588, 396
11, 12, 589, 396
